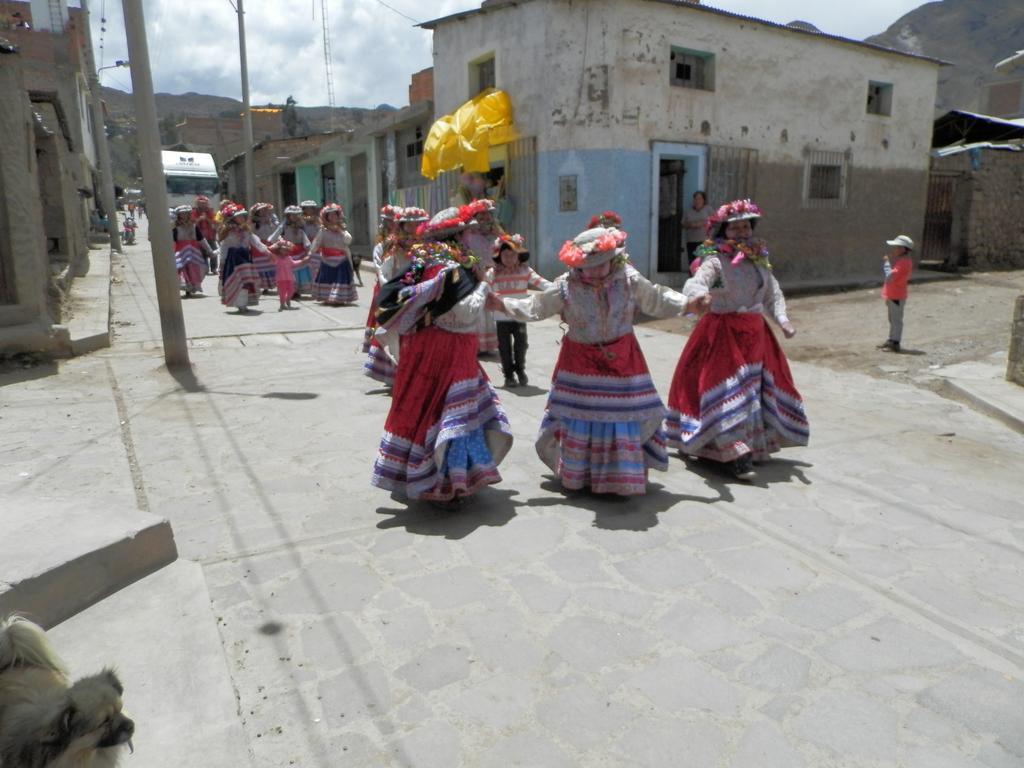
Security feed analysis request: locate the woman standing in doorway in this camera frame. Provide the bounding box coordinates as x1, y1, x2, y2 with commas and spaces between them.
682, 190, 715, 269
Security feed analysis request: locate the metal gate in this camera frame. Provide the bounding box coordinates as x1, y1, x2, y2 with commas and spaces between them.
506, 137, 538, 259
706, 145, 758, 206
922, 173, 957, 265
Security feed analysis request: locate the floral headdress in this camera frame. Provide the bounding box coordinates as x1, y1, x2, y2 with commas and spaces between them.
417, 206, 469, 240
461, 199, 496, 219
704, 199, 762, 238
558, 227, 628, 269
587, 210, 622, 229
379, 204, 401, 222
398, 207, 429, 223
493, 232, 526, 255
320, 203, 345, 228
399, 241, 476, 286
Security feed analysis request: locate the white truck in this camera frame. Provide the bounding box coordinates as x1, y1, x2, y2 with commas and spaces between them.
161, 151, 221, 210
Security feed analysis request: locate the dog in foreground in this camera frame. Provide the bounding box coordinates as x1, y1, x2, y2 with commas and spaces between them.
0, 616, 134, 767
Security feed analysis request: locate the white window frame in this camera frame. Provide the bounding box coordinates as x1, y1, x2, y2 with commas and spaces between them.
802, 149, 849, 209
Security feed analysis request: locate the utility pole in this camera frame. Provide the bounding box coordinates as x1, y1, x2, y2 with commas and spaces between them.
121, 0, 190, 369
236, 0, 256, 205
80, 0, 122, 253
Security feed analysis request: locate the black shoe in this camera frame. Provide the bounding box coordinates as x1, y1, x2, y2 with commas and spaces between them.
516, 370, 529, 386
504, 376, 518, 388
731, 455, 756, 480
877, 340, 899, 352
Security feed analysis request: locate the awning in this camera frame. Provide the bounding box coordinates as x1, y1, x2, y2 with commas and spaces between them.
932, 110, 1024, 149
421, 89, 516, 179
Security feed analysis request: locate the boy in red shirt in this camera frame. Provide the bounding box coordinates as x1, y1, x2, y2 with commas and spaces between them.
878, 235, 914, 352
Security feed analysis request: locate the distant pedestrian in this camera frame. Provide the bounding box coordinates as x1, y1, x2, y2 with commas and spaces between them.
682, 190, 715, 267
309, 203, 357, 305
490, 233, 551, 388
217, 205, 268, 313
878, 235, 915, 353
138, 200, 146, 219
269, 206, 313, 298
251, 203, 280, 294
270, 241, 309, 311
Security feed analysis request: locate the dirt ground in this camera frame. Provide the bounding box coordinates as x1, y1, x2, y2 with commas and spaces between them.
645, 269, 1024, 389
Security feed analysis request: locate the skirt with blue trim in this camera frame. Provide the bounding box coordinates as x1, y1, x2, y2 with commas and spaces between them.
538, 333, 668, 496
664, 312, 809, 462
372, 326, 512, 501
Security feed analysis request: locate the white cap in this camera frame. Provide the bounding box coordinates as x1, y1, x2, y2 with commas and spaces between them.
886, 235, 914, 250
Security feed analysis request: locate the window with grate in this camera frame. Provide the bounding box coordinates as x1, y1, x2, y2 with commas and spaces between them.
471, 55, 496, 97
403, 127, 425, 185
803, 150, 849, 209
706, 145, 758, 206
866, 81, 893, 116
670, 47, 714, 91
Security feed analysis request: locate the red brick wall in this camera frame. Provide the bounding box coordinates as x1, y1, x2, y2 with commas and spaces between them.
408, 68, 433, 105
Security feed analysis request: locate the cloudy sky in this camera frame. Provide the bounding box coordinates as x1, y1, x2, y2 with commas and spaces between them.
87, 0, 928, 108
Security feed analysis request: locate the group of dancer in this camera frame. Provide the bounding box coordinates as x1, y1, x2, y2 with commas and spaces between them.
366, 198, 810, 506
169, 196, 361, 312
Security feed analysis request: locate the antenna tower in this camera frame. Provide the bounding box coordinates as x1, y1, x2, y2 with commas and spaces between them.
321, 0, 336, 130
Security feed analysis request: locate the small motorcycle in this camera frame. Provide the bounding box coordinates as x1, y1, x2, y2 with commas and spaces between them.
122, 217, 137, 245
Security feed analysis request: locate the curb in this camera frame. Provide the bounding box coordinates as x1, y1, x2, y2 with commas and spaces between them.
0, 507, 178, 629
66, 247, 114, 356
937, 378, 1024, 436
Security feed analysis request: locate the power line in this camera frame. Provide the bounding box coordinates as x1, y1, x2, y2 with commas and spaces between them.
375, 0, 419, 24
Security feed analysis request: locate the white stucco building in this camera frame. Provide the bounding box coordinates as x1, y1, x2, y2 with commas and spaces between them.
422, 0, 944, 285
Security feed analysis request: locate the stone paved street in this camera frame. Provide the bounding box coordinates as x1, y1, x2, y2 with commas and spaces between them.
4, 225, 1024, 767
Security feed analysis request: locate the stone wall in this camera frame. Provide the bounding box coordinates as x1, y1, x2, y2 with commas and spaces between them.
0, 61, 72, 355
932, 150, 1024, 271
1008, 295, 1024, 387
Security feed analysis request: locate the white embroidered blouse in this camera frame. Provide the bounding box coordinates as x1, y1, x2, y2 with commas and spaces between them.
501, 264, 688, 344
683, 254, 790, 327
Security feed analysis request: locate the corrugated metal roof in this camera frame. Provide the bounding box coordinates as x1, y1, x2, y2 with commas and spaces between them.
933, 141, 1023, 157
419, 0, 949, 66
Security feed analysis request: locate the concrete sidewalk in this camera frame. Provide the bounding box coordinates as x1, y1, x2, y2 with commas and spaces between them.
2, 228, 1024, 767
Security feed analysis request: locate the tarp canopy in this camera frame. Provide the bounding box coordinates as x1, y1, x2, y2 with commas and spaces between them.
421, 89, 515, 179
932, 110, 1024, 149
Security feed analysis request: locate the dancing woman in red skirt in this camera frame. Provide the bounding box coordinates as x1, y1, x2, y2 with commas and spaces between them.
493, 226, 701, 496
371, 208, 512, 504
665, 199, 809, 480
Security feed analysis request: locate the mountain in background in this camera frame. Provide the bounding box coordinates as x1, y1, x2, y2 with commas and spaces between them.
99, 86, 391, 131
99, 86, 396, 186
864, 0, 1024, 114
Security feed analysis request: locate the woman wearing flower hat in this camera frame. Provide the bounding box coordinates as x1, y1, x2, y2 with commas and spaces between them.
250, 203, 279, 293
363, 206, 429, 386
492, 226, 700, 496
371, 207, 512, 504
172, 205, 212, 298
459, 198, 504, 355
666, 199, 808, 480
309, 203, 357, 306
217, 205, 271, 312
269, 205, 313, 298
362, 205, 402, 383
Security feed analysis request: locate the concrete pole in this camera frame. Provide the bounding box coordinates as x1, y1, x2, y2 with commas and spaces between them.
80, 0, 122, 253
121, 0, 190, 368
237, 0, 256, 205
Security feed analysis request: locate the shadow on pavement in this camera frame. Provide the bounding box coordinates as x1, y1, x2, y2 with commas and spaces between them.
169, 364, 318, 400
499, 383, 548, 398
0, 357, 59, 388
679, 454, 813, 488
522, 478, 729, 531
375, 487, 521, 539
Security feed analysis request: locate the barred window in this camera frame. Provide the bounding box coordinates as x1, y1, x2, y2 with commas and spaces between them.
470, 55, 496, 97
803, 150, 849, 209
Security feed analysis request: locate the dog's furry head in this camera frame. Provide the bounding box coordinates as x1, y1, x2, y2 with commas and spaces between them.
0, 617, 134, 768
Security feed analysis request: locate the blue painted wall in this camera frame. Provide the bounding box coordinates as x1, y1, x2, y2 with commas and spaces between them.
536, 149, 652, 278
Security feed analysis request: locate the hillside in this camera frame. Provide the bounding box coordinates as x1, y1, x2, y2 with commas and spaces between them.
864, 0, 1024, 114
99, 86, 392, 131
